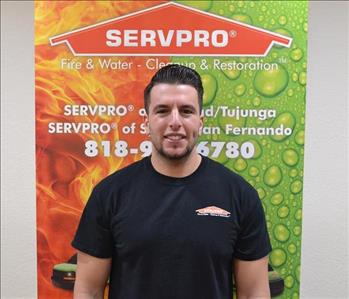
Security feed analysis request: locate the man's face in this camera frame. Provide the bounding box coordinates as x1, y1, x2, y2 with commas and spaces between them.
145, 83, 203, 160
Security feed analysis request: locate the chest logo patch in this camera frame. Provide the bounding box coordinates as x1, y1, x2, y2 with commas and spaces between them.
196, 206, 231, 218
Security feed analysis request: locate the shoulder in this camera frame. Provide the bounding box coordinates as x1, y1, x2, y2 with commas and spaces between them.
93, 158, 147, 196
204, 157, 255, 191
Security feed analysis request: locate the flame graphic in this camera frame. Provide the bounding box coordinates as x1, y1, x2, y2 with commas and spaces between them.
35, 1, 166, 298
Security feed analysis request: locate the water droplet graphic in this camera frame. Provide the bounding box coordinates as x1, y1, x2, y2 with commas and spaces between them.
295, 130, 305, 145
282, 149, 299, 166
290, 48, 303, 61
249, 166, 259, 177
299, 72, 307, 85
289, 169, 298, 178
285, 275, 295, 288
231, 13, 253, 24
288, 243, 297, 254
292, 72, 298, 82
234, 158, 247, 172
234, 83, 246, 96
291, 180, 302, 194
202, 73, 217, 105
222, 67, 241, 80
270, 112, 296, 142
295, 264, 301, 282
257, 187, 266, 199
278, 206, 289, 218
294, 209, 302, 220
264, 165, 282, 187
271, 192, 284, 205
293, 226, 301, 236
252, 97, 261, 107
278, 15, 287, 25
254, 64, 289, 97
274, 224, 290, 242
270, 248, 287, 267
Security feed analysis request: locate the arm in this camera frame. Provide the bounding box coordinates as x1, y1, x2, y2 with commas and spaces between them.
74, 250, 112, 299
233, 255, 270, 299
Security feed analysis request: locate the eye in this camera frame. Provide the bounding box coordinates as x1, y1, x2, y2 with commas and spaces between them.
181, 108, 195, 115
155, 108, 169, 114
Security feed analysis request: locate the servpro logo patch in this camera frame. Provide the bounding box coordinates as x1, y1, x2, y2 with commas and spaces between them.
50, 2, 292, 57
196, 206, 231, 218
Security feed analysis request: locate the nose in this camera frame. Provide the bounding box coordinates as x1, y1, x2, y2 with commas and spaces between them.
169, 109, 182, 130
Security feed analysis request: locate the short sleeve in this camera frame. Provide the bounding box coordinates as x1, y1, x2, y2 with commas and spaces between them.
72, 187, 113, 258
233, 187, 272, 261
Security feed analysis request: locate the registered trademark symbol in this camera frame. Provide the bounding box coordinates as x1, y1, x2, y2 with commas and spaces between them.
229, 30, 237, 38
111, 123, 117, 129
128, 105, 134, 111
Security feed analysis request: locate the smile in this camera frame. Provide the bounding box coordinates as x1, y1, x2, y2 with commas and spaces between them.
164, 134, 186, 141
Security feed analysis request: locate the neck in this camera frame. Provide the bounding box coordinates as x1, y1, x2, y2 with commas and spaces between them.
150, 151, 202, 178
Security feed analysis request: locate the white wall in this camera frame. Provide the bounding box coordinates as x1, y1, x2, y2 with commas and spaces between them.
1, 1, 348, 299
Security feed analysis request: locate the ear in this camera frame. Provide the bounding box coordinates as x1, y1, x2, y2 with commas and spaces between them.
199, 114, 204, 135
143, 114, 150, 135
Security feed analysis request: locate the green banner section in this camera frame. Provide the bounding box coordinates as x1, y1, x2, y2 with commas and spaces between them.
173, 1, 307, 298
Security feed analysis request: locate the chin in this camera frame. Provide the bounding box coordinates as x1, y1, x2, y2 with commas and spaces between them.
159, 147, 193, 160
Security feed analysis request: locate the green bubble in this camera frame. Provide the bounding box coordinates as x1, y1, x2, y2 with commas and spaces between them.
270, 248, 287, 267
292, 72, 298, 82
254, 64, 289, 97
290, 48, 303, 62
299, 72, 307, 85
249, 166, 259, 177
237, 1, 244, 8
274, 224, 290, 242
266, 221, 272, 230
291, 180, 303, 194
264, 165, 282, 187
278, 206, 289, 218
257, 187, 266, 199
278, 15, 287, 25
252, 97, 261, 107
274, 28, 293, 39
270, 112, 296, 142
289, 168, 298, 178
234, 158, 247, 172
287, 89, 294, 97
176, 0, 212, 11
282, 149, 299, 166
295, 130, 305, 145
271, 192, 284, 205
288, 243, 297, 254
221, 67, 241, 80
292, 292, 299, 299
202, 73, 217, 105
234, 83, 246, 96
295, 265, 301, 282
293, 226, 301, 236
231, 13, 253, 25
303, 21, 308, 32
285, 275, 295, 288
294, 209, 302, 221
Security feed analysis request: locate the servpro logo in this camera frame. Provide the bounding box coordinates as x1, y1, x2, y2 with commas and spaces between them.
50, 2, 292, 57
106, 29, 230, 48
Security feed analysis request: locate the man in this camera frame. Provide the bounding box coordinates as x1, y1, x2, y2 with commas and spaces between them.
72, 65, 272, 299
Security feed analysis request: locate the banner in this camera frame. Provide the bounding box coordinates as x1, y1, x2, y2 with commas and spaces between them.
35, 1, 308, 298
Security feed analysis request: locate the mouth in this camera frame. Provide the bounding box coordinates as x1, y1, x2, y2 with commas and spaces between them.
164, 134, 186, 141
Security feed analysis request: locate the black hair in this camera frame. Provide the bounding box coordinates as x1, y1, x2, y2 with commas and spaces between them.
144, 64, 203, 113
